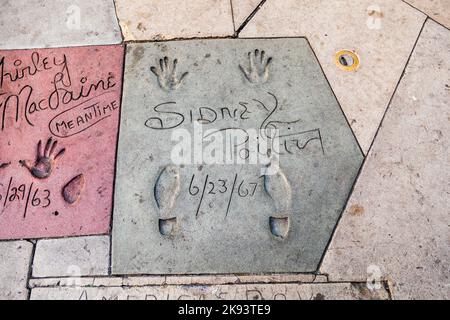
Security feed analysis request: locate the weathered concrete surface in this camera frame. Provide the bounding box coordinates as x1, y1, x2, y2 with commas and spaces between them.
0, 45, 124, 239
113, 38, 362, 275
405, 0, 450, 29
240, 0, 426, 153
30, 282, 390, 300
0, 241, 33, 299
115, 0, 234, 41
32, 236, 109, 278
231, 0, 263, 31
29, 273, 321, 288
0, 0, 122, 50
321, 20, 450, 300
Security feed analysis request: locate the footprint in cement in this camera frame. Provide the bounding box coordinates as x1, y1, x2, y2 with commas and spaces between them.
263, 161, 292, 240
154, 165, 181, 236
62, 174, 85, 204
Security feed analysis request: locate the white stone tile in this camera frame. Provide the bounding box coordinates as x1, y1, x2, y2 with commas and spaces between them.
30, 273, 316, 288
29, 277, 95, 289
92, 277, 123, 287
115, 0, 234, 41
313, 275, 329, 283
231, 0, 263, 30
0, 0, 122, 50
405, 0, 450, 29
163, 274, 315, 285
164, 275, 239, 285
0, 241, 33, 299
122, 276, 166, 287
240, 0, 426, 153
30, 282, 390, 300
321, 20, 450, 300
235, 274, 315, 284
32, 236, 109, 278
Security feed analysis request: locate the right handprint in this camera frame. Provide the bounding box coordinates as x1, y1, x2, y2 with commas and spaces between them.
239, 49, 272, 84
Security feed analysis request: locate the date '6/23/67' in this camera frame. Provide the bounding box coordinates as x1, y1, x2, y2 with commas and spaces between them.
188, 173, 262, 219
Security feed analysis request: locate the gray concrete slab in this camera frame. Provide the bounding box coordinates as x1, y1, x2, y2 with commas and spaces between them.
112, 38, 363, 275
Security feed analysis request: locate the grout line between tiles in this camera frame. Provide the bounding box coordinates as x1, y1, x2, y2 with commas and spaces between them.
25, 240, 37, 300
230, 0, 236, 32
108, 43, 127, 276
401, 0, 450, 32
234, 0, 268, 37
111, 0, 125, 42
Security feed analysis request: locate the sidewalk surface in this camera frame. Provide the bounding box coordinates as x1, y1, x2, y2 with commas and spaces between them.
0, 0, 448, 300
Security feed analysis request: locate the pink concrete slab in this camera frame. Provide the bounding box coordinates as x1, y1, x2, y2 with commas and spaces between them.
0, 45, 124, 239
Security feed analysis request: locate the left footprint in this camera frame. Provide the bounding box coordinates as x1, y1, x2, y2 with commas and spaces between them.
154, 165, 181, 236
62, 174, 85, 204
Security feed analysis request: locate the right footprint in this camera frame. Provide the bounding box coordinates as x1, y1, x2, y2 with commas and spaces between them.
154, 165, 181, 236
263, 162, 292, 240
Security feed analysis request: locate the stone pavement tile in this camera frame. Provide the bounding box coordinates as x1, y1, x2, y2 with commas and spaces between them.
163, 274, 315, 285
320, 20, 450, 300
29, 277, 124, 288
313, 275, 328, 283
0, 0, 121, 50
0, 45, 124, 239
29, 273, 317, 288
235, 274, 315, 284
30, 282, 390, 300
122, 276, 166, 286
32, 236, 109, 278
405, 0, 450, 29
231, 0, 263, 31
240, 0, 426, 153
92, 277, 123, 287
163, 275, 240, 285
29, 277, 95, 288
115, 0, 234, 41
113, 39, 362, 275
0, 240, 33, 299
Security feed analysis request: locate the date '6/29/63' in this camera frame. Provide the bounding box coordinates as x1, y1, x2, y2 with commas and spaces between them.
0, 176, 51, 219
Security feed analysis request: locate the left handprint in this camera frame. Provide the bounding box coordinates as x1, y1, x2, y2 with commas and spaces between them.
20, 137, 65, 179
150, 56, 188, 91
